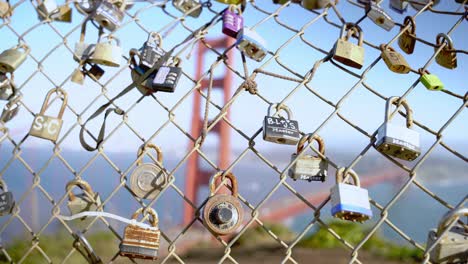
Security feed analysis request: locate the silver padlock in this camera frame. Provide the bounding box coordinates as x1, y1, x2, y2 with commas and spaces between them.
263, 103, 300, 145
172, 0, 202, 18
152, 57, 182, 93
74, 20, 95, 63
389, 0, 408, 13
236, 27, 268, 62
93, 0, 125, 31
289, 134, 328, 182
426, 207, 468, 263
66, 179, 103, 215
0, 180, 14, 216
88, 34, 122, 67
410, 0, 440, 11
139, 32, 165, 70
330, 168, 372, 222
374, 96, 420, 161
366, 2, 395, 31
0, 72, 15, 101
0, 94, 21, 123
37, 0, 58, 20
130, 144, 168, 200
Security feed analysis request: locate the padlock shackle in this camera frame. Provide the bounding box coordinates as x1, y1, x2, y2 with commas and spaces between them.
296, 133, 325, 155
402, 16, 416, 34
267, 103, 293, 120
0, 179, 8, 192
435, 33, 454, 49
436, 207, 468, 236
129, 48, 141, 67
131, 207, 159, 227
227, 4, 242, 14
384, 96, 413, 128
146, 31, 163, 47
98, 33, 121, 46
39, 88, 68, 119
209, 171, 238, 198
66, 179, 95, 202
80, 18, 90, 43
340, 23, 363, 47
14, 42, 30, 54
137, 143, 163, 166
379, 44, 396, 53
335, 168, 360, 187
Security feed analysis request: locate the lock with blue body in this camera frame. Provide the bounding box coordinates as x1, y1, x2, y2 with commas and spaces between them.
236, 28, 268, 62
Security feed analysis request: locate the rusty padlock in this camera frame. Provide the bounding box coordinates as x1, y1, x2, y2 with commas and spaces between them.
398, 16, 416, 54
435, 33, 457, 70
380, 44, 411, 74
333, 23, 365, 69
289, 133, 328, 182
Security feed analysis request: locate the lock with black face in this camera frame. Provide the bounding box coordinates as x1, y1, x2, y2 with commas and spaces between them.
0, 43, 30, 73
0, 180, 14, 216
333, 23, 365, 69
0, 94, 21, 123
93, 0, 125, 31
289, 134, 328, 182
66, 179, 102, 215
263, 103, 300, 145
152, 57, 182, 93
0, 72, 15, 101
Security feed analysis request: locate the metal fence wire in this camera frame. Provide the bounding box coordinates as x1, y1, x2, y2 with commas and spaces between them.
0, 0, 467, 263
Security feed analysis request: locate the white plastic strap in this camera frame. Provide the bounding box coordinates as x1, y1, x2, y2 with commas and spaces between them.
58, 211, 159, 231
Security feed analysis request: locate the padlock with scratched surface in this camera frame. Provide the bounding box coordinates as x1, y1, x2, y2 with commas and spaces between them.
389, 0, 408, 13
426, 207, 468, 264
332, 23, 365, 69
301, 0, 334, 10
130, 144, 168, 200
0, 180, 14, 216
204, 171, 244, 236
119, 207, 160, 260
330, 168, 372, 222
29, 88, 68, 142
289, 134, 328, 182
93, 0, 125, 31
366, 2, 395, 31
419, 69, 444, 91
152, 57, 182, 93
66, 179, 102, 215
435, 33, 457, 70
172, 0, 202, 18
410, 0, 439, 11
375, 97, 420, 161
222, 4, 243, 38
380, 44, 411, 74
236, 27, 268, 62
0, 72, 15, 101
263, 103, 300, 145
88, 34, 122, 67
0, 43, 30, 73
398, 16, 416, 54
0, 94, 21, 123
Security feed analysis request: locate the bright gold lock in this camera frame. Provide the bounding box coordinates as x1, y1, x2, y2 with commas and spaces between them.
88, 34, 122, 67
398, 16, 416, 55
435, 33, 457, 70
0, 43, 30, 73
380, 44, 411, 74
333, 23, 365, 69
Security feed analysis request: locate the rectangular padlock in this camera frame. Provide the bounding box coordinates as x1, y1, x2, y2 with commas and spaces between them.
93, 1, 124, 31
222, 5, 243, 38
152, 66, 181, 93
0, 45, 30, 73
263, 116, 300, 145
366, 2, 395, 31
420, 71, 444, 91
333, 25, 365, 69
389, 0, 408, 13
172, 0, 202, 18
288, 134, 328, 182
380, 45, 411, 74
140, 33, 165, 70
427, 226, 468, 263
236, 28, 268, 62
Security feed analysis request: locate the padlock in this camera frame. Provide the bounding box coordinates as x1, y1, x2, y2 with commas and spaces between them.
426, 208, 468, 264
0, 72, 15, 100
375, 97, 420, 161
419, 69, 444, 91
222, 5, 243, 38
130, 144, 168, 200
389, 0, 408, 13
66, 179, 102, 215
74, 20, 95, 63
139, 32, 165, 70
119, 207, 160, 260
0, 95, 21, 123
435, 33, 457, 70
82, 63, 105, 82
301, 0, 333, 10
288, 134, 328, 182
398, 16, 416, 54
29, 88, 67, 142
72, 232, 103, 264
0, 43, 30, 73
129, 49, 156, 96
236, 27, 268, 62
71, 68, 85, 85
215, 0, 242, 4
366, 2, 395, 31
330, 168, 372, 222
152, 57, 182, 93
332, 23, 365, 69
380, 44, 411, 74
0, 180, 14, 216
204, 171, 244, 236
410, 0, 439, 11
0, 0, 12, 18
93, 0, 125, 31
88, 34, 122, 67
172, 0, 202, 18
51, 4, 72, 22
37, 0, 58, 20
263, 103, 300, 145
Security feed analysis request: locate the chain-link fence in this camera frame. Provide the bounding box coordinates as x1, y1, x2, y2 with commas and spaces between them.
0, 0, 467, 263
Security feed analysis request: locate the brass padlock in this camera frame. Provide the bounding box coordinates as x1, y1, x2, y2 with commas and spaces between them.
71, 67, 85, 85
380, 44, 411, 74
0, 43, 30, 73
204, 171, 244, 236
0, 0, 12, 19
0, 94, 21, 123
51, 4, 72, 22
73, 20, 95, 63
289, 134, 328, 182
119, 207, 160, 260
333, 23, 365, 69
0, 72, 15, 100
398, 16, 416, 55
172, 0, 202, 18
29, 88, 67, 142
435, 33, 457, 70
130, 144, 168, 200
301, 0, 334, 10
93, 0, 125, 31
89, 34, 122, 67
66, 179, 102, 215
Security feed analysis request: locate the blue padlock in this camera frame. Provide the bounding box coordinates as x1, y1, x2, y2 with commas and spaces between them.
236, 28, 268, 62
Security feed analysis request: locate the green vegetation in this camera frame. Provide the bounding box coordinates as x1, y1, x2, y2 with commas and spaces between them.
234, 222, 296, 248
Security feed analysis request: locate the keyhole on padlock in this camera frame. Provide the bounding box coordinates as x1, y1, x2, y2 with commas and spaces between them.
376, 17, 385, 24
277, 138, 286, 143
215, 207, 233, 224
101, 19, 109, 27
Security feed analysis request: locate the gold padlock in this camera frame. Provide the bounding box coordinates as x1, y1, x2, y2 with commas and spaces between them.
380, 44, 411, 74
0, 0, 12, 19
71, 67, 85, 85
88, 34, 122, 67
398, 16, 416, 55
435, 33, 457, 70
0, 43, 30, 73
333, 23, 365, 69
52, 4, 72, 22
29, 88, 68, 142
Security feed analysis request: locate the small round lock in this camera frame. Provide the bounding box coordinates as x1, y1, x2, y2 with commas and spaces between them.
203, 171, 243, 236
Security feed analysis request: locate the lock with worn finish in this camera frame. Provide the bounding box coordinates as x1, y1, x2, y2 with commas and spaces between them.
410, 0, 439, 11
0, 43, 30, 73
236, 27, 268, 62
289, 134, 328, 182
66, 179, 102, 215
330, 168, 372, 222
0, 180, 14, 216
223, 5, 243, 38
89, 34, 122, 67
366, 2, 395, 31
435, 33, 457, 70
301, 0, 333, 10
0, 72, 15, 100
375, 97, 420, 161
204, 171, 244, 236
389, 0, 408, 13
0, 0, 12, 19
380, 44, 411, 74
93, 0, 125, 31
29, 88, 67, 142
140, 32, 165, 70
419, 69, 444, 91
51, 4, 72, 22
130, 144, 168, 200
0, 94, 21, 123
73, 232, 103, 264
263, 103, 300, 145
152, 57, 181, 93
426, 208, 468, 264
74, 20, 95, 63
120, 207, 160, 260
172, 0, 202, 18
398, 16, 416, 54
36, 0, 58, 20
333, 23, 365, 69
